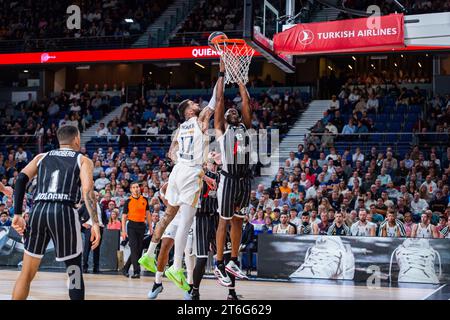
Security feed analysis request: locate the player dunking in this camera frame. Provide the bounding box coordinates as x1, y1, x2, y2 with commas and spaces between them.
11, 125, 100, 300
138, 61, 224, 290
214, 71, 253, 285
190, 151, 238, 300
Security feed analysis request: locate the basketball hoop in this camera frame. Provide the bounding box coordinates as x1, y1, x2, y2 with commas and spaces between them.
211, 38, 255, 85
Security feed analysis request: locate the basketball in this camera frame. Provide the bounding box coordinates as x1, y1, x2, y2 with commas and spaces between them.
208, 31, 228, 49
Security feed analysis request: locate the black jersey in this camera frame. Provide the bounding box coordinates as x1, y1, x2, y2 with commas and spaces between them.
34, 148, 82, 204
197, 170, 219, 215
218, 123, 252, 178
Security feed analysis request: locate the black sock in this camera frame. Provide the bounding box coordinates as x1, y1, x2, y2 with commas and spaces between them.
65, 254, 85, 301
231, 256, 238, 263
224, 253, 236, 287
193, 258, 207, 289
216, 259, 224, 266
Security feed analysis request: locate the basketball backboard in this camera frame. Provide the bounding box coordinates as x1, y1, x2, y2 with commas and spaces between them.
243, 0, 296, 73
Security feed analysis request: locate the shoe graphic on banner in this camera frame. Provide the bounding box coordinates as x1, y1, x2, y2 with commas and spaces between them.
289, 236, 355, 280
389, 238, 442, 284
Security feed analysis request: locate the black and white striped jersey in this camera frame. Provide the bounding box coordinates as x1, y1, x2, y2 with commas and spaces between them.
197, 170, 219, 215
34, 148, 82, 204
218, 123, 252, 178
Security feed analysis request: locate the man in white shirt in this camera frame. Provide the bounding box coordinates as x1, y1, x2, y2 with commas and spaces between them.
286, 151, 300, 168
15, 147, 28, 164
366, 93, 379, 112
410, 192, 429, 215
420, 175, 438, 197
329, 95, 339, 111
350, 209, 376, 236
96, 122, 109, 138
352, 147, 364, 163
94, 172, 110, 191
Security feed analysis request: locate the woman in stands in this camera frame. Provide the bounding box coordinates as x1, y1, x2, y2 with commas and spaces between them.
107, 209, 122, 230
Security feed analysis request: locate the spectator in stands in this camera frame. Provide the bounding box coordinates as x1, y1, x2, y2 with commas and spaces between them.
107, 209, 122, 230
327, 211, 350, 236
0, 211, 11, 227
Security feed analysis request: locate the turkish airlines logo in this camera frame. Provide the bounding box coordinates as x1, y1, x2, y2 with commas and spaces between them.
299, 29, 314, 45
41, 53, 56, 63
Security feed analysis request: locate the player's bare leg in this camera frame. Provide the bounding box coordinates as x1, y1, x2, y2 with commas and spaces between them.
147, 238, 173, 299
139, 204, 180, 273
12, 254, 41, 300
225, 214, 248, 280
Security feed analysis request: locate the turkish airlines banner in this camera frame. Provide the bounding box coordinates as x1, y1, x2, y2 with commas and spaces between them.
274, 14, 405, 55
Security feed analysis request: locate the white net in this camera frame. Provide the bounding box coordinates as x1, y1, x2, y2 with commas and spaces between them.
213, 41, 255, 85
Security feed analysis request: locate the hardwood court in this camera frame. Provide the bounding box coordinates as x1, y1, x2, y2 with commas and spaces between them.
0, 269, 442, 300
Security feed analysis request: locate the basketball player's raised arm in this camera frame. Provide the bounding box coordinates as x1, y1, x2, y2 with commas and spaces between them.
214, 59, 226, 137
199, 60, 226, 133
238, 82, 252, 129
80, 156, 101, 249
12, 154, 43, 235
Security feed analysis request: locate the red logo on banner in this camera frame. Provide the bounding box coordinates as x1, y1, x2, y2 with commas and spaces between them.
274, 14, 405, 55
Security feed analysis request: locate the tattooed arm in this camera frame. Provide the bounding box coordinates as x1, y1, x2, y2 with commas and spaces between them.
80, 155, 101, 249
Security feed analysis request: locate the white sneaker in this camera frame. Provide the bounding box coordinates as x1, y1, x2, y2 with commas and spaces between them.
225, 260, 248, 280
290, 236, 355, 280
214, 265, 232, 287
389, 238, 442, 284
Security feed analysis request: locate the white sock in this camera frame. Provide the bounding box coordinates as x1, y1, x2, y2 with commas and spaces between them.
185, 254, 196, 284
155, 271, 163, 284
146, 242, 157, 257
173, 204, 196, 270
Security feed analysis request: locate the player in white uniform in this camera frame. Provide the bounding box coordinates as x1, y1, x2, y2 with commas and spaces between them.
146, 183, 196, 300
139, 60, 225, 291
350, 209, 376, 237
379, 211, 402, 237
411, 212, 438, 238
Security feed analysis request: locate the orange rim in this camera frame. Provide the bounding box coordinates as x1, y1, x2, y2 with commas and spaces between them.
211, 38, 247, 46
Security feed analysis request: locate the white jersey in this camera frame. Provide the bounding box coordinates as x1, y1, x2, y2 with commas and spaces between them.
275, 224, 290, 234
350, 221, 375, 236
176, 117, 205, 167
386, 224, 398, 237
416, 223, 432, 238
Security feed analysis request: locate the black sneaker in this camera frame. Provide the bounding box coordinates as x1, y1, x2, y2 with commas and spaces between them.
121, 269, 129, 278
131, 273, 141, 279
227, 291, 240, 300
147, 282, 163, 299
191, 290, 200, 300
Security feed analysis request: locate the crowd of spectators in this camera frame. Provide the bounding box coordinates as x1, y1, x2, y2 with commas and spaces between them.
338, 0, 450, 19
0, 0, 170, 52
0, 82, 125, 158
171, 0, 243, 46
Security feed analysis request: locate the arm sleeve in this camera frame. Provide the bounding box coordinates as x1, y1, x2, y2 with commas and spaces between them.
123, 199, 130, 215
13, 173, 29, 216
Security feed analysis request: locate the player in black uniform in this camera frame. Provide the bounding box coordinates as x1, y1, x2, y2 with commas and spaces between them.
11, 125, 100, 300
190, 151, 238, 300
214, 64, 253, 286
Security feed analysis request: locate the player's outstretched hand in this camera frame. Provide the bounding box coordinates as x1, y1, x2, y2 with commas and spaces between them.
12, 215, 26, 236
204, 176, 217, 190
220, 57, 225, 72
2, 186, 13, 198
90, 223, 101, 250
